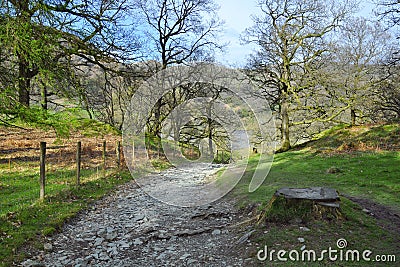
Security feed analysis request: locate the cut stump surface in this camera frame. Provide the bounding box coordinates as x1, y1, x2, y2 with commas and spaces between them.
274, 187, 340, 208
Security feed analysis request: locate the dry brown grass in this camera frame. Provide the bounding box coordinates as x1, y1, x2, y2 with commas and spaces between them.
0, 127, 124, 171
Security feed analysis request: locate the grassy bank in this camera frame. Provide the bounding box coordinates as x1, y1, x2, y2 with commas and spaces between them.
0, 166, 136, 266
235, 151, 399, 209
230, 124, 399, 266
0, 117, 132, 266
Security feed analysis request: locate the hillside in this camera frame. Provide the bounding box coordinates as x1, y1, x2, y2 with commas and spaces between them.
298, 123, 400, 153
229, 123, 399, 266
234, 123, 400, 209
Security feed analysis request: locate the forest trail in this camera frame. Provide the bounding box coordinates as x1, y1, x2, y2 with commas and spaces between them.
21, 164, 257, 267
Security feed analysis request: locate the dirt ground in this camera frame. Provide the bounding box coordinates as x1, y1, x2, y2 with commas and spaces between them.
344, 194, 400, 240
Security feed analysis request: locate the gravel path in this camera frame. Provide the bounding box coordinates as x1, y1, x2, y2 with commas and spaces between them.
21, 164, 257, 267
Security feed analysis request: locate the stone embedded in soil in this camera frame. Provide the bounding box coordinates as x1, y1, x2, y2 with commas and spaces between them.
105, 233, 117, 241
93, 237, 104, 246
43, 243, 53, 251
21, 259, 46, 267
179, 253, 191, 260
133, 238, 143, 246
212, 229, 221, 235
299, 226, 310, 232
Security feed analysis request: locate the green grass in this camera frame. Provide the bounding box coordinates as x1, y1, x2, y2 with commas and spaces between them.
0, 112, 171, 264
5, 107, 120, 138
305, 123, 400, 152
0, 166, 117, 215
227, 124, 400, 266
245, 151, 399, 208
0, 132, 173, 267
252, 198, 397, 266
0, 165, 136, 266
214, 150, 231, 164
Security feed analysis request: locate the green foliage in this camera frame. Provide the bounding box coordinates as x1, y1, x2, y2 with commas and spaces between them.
0, 87, 18, 114
0, 15, 59, 67
150, 158, 173, 170
0, 0, 136, 132
17, 106, 71, 137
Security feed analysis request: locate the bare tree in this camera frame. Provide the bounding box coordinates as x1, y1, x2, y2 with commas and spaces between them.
243, 0, 355, 152
375, 67, 400, 121
332, 17, 392, 125
139, 0, 223, 137
372, 1, 400, 121
374, 0, 400, 65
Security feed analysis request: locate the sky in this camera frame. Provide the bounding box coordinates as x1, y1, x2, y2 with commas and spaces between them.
214, 0, 376, 67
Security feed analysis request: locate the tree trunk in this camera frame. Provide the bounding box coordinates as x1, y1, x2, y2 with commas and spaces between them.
18, 58, 31, 107
207, 103, 213, 156
17, 2, 34, 107
80, 91, 93, 119
40, 82, 48, 110
208, 125, 213, 157
279, 99, 291, 152
153, 62, 167, 138
350, 109, 356, 126
86, 105, 93, 120
257, 187, 343, 224
153, 99, 162, 138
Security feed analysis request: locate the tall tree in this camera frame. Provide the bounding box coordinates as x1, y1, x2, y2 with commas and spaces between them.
373, 1, 400, 121
243, 0, 354, 152
139, 0, 223, 137
375, 0, 400, 62
332, 17, 391, 125
375, 66, 400, 121
0, 0, 134, 108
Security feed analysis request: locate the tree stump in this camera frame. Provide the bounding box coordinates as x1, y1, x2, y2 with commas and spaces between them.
258, 187, 342, 224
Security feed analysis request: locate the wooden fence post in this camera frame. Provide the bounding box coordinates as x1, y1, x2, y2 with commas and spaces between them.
76, 141, 81, 185
116, 141, 121, 169
102, 140, 106, 177
40, 142, 46, 201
